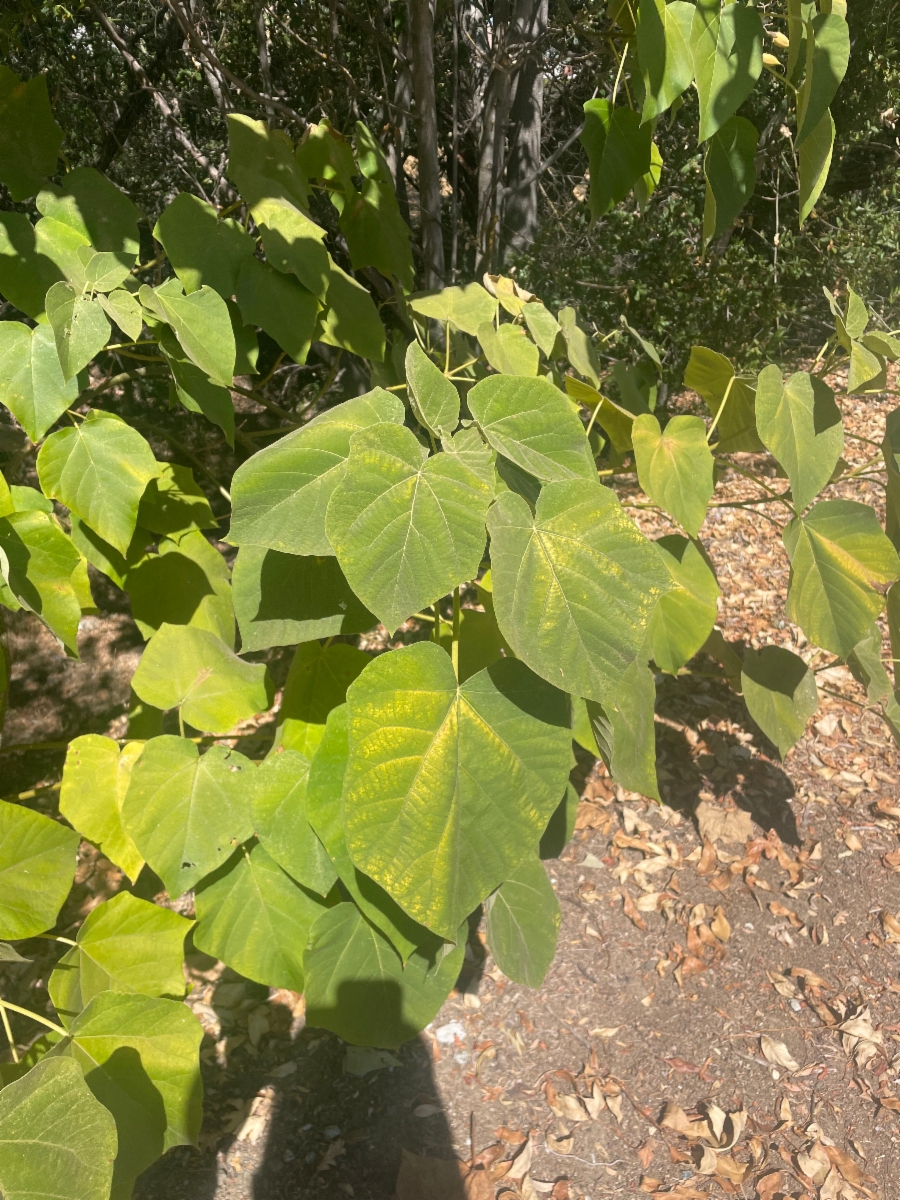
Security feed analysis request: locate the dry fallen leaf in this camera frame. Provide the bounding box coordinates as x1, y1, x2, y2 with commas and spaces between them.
546, 1130, 574, 1155
760, 1035, 800, 1072
754, 1171, 783, 1198
710, 905, 731, 942
696, 801, 753, 845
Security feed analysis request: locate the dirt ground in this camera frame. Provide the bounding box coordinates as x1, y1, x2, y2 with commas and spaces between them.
2, 387, 899, 1200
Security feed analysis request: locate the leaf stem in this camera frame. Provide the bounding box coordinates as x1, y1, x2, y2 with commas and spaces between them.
32, 933, 78, 947
451, 586, 461, 679
0, 998, 68, 1037
584, 394, 604, 442
706, 376, 735, 444
0, 1002, 19, 1063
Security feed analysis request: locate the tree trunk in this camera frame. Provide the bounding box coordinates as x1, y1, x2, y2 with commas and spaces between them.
474, 0, 512, 275
408, 0, 445, 287
502, 0, 548, 262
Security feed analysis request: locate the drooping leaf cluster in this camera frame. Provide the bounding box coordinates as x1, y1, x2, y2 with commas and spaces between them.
1, 55, 899, 1196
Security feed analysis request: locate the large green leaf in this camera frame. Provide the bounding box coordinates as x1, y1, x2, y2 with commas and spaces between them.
306, 705, 430, 961
303, 903, 465, 1048
691, 0, 764, 142
405, 341, 460, 437
799, 108, 835, 224
130, 624, 270, 735
59, 735, 144, 882
235, 256, 319, 363
153, 193, 255, 298
194, 842, 327, 992
34, 217, 91, 289
325, 422, 492, 632
741, 645, 818, 758
0, 322, 79, 442
0, 509, 83, 652
0, 800, 78, 940
228, 388, 404, 556
648, 535, 720, 674
637, 0, 695, 122
343, 641, 572, 938
37, 411, 160, 556
318, 260, 386, 362
755, 365, 843, 511
487, 480, 670, 702
0, 1057, 117, 1200
683, 345, 762, 453
227, 113, 309, 208
784, 499, 900, 657
566, 376, 634, 454
0, 67, 63, 200
125, 530, 234, 645
702, 116, 758, 242
36, 167, 142, 258
522, 302, 563, 357
632, 414, 714, 537
251, 749, 336, 896
437, 605, 506, 683
253, 196, 329, 299
408, 283, 497, 336
49, 893, 191, 1027
0, 211, 65, 319
846, 624, 891, 703
580, 100, 653, 219
157, 324, 235, 447
484, 855, 560, 988
468, 374, 595, 483
44, 283, 110, 382
56, 992, 203, 1200
233, 546, 375, 651
276, 641, 369, 757
141, 282, 235, 387
796, 13, 850, 145
120, 736, 255, 896
137, 463, 216, 538
584, 658, 660, 799
477, 321, 541, 376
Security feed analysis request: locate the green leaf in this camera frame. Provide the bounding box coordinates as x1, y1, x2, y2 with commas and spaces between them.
251, 750, 336, 896
477, 321, 541, 376
584, 659, 660, 799
847, 338, 885, 395
484, 855, 560, 988
683, 346, 762, 452
847, 624, 891, 703
235, 256, 319, 364
0, 211, 65, 319
44, 283, 110, 382
98, 288, 143, 343
137, 463, 216, 538
36, 167, 142, 258
632, 414, 714, 537
194, 842, 327, 992
304, 903, 465, 1048
253, 196, 329, 299
141, 283, 235, 387
796, 13, 850, 145
0, 68, 63, 200
306, 705, 430, 961
82, 251, 132, 293
121, 736, 255, 896
227, 113, 309, 208
49, 892, 190, 1027
126, 530, 234, 646
580, 100, 653, 219
0, 510, 82, 652
59, 735, 144, 882
637, 0, 695, 122
799, 108, 835, 224
277, 641, 370, 757
130, 624, 270, 735
342, 123, 415, 288
408, 283, 498, 336
233, 546, 375, 652
0, 799, 78, 940
37, 410, 160, 556
784, 499, 900, 658
487, 481, 670, 702
68, 517, 149, 591
0, 321, 79, 442
702, 116, 758, 243
0, 1056, 116, 1200
539, 783, 579, 859
691, 0, 764, 142
755, 365, 843, 511
648, 535, 720, 674
343, 641, 572, 939
405, 342, 460, 437
437, 606, 506, 683
157, 324, 235, 447
57, 991, 202, 1200
318, 260, 386, 362
468, 375, 596, 483
741, 645, 818, 757
0, 942, 31, 964
325, 422, 492, 632
565, 377, 634, 454
522, 303, 563, 357
229, 388, 404, 556
153, 193, 255, 298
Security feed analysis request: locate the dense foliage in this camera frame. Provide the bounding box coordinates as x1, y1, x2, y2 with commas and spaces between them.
1, 7, 900, 1195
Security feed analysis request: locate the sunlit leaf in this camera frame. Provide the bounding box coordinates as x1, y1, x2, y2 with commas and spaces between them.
0, 799, 78, 940
44, 283, 110, 382
691, 0, 764, 142
485, 855, 560, 988
755, 365, 843, 511
405, 341, 460, 437
153, 192, 254, 298
648, 535, 720, 674
580, 100, 653, 219
251, 749, 336, 895
637, 0, 695, 122
408, 283, 497, 336
796, 13, 850, 145
741, 645, 818, 757
276, 640, 369, 757
0, 508, 83, 652
235, 255, 319, 364
59, 735, 144, 882
0, 322, 79, 442
632, 414, 714, 537
477, 321, 540, 376
125, 530, 234, 646
584, 659, 660, 799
